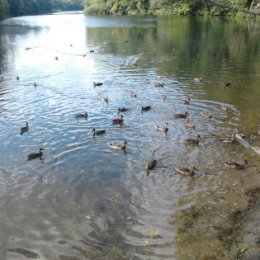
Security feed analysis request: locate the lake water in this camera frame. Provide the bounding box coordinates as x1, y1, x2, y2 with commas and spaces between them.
0, 13, 260, 260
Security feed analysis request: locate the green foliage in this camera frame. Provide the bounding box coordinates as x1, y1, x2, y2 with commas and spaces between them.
83, 0, 259, 16
0, 0, 83, 19
0, 0, 9, 18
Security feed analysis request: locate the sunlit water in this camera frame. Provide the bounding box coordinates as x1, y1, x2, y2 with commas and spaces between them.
0, 13, 260, 259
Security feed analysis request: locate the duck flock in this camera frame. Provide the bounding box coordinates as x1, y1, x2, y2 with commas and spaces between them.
18, 66, 260, 176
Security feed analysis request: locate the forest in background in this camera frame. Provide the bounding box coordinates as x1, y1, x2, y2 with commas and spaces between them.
83, 0, 260, 16
0, 0, 83, 18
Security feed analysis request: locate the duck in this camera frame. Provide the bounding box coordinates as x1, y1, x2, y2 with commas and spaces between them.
130, 90, 137, 98
174, 166, 197, 177
180, 97, 190, 105
27, 148, 44, 161
118, 107, 129, 113
185, 119, 195, 129
193, 77, 203, 82
155, 123, 169, 133
112, 115, 124, 125
108, 140, 127, 150
156, 75, 162, 80
55, 56, 58, 60
147, 159, 157, 170
200, 112, 212, 119
16, 76, 20, 80
100, 96, 109, 103
141, 106, 151, 112
220, 104, 232, 111
174, 112, 189, 119
94, 82, 103, 87
20, 122, 29, 135
185, 135, 201, 146
144, 78, 150, 84
223, 81, 231, 87
251, 146, 260, 155
91, 128, 106, 136
234, 129, 247, 140
219, 133, 234, 143
75, 112, 88, 119
32, 82, 37, 87
155, 82, 165, 87
160, 95, 166, 102
224, 160, 248, 169
89, 49, 95, 53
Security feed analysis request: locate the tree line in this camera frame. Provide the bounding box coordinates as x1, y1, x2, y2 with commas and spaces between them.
83, 0, 260, 16
0, 0, 83, 19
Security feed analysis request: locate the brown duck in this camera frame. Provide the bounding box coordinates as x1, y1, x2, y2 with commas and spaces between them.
185, 135, 201, 146
224, 160, 248, 169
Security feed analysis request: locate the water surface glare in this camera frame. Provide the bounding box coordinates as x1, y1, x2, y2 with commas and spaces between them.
0, 13, 260, 259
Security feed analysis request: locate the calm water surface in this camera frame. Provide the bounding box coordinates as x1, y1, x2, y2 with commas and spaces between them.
0, 13, 259, 259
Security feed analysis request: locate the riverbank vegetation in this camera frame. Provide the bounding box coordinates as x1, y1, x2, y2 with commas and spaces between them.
0, 0, 83, 19
83, 0, 260, 17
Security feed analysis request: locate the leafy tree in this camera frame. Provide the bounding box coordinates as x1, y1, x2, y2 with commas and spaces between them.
0, 0, 9, 18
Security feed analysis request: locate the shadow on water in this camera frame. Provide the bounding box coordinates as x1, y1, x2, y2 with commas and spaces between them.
0, 14, 260, 259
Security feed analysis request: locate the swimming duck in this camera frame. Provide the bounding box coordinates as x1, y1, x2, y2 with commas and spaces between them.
118, 107, 129, 113
224, 160, 248, 169
251, 146, 260, 155
155, 82, 165, 87
185, 135, 201, 146
16, 76, 20, 80
220, 104, 233, 111
20, 122, 29, 135
90, 49, 95, 53
224, 81, 231, 87
174, 112, 189, 119
141, 106, 151, 112
180, 97, 190, 105
220, 133, 234, 143
200, 112, 212, 119
130, 90, 137, 98
94, 82, 103, 87
147, 159, 157, 170
75, 112, 88, 119
193, 77, 203, 82
91, 128, 106, 136
185, 119, 195, 129
144, 78, 150, 84
108, 140, 127, 150
234, 129, 247, 140
27, 148, 44, 161
156, 75, 162, 80
100, 96, 109, 103
155, 123, 169, 133
112, 115, 124, 125
160, 95, 167, 102
174, 166, 197, 177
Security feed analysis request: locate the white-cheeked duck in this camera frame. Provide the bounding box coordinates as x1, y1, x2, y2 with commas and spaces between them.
155, 123, 169, 133
108, 140, 127, 150
27, 148, 44, 161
